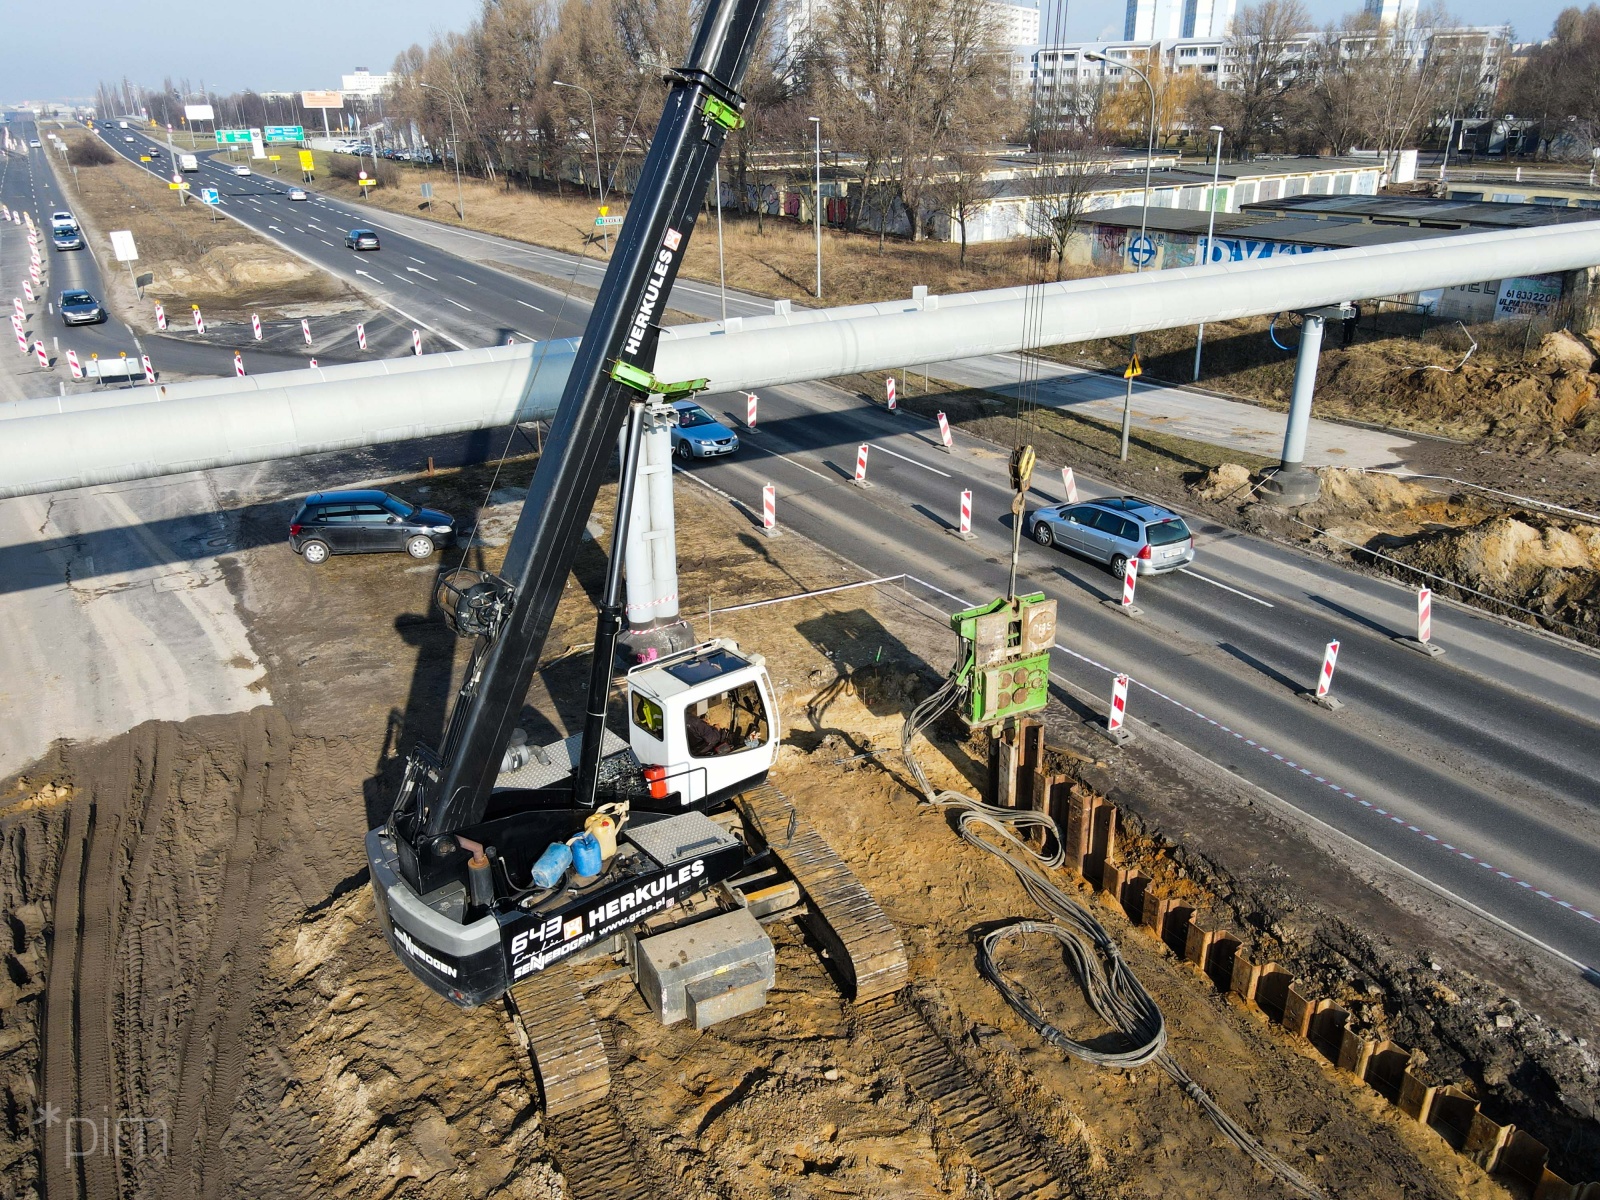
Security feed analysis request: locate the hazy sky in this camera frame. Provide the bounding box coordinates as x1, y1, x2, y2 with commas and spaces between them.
1, 0, 1562, 104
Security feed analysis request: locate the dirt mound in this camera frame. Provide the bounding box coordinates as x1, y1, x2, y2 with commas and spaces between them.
154, 245, 336, 300
1310, 467, 1437, 517
1188, 462, 1253, 502
1376, 514, 1600, 636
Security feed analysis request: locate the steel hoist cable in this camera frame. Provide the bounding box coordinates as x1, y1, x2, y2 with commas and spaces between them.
900, 653, 1325, 1199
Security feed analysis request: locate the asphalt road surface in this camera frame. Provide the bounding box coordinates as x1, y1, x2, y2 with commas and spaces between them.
10, 121, 1600, 977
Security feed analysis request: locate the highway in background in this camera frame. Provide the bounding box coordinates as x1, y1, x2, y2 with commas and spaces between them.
12, 120, 1600, 975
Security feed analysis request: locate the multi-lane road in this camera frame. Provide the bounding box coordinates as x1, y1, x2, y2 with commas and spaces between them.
7, 118, 1600, 976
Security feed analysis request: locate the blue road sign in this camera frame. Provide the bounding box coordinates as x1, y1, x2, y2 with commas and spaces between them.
1128, 233, 1156, 267
201, 188, 220, 205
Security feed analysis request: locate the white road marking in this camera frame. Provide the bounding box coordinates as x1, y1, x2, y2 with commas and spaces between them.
408, 256, 426, 263
444, 297, 472, 311
456, 274, 478, 285
407, 267, 438, 281
737, 431, 832, 483
516, 300, 543, 312
871, 443, 951, 477
1178, 568, 1275, 607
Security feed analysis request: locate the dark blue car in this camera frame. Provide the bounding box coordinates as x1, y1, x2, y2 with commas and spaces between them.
288, 489, 457, 565
670, 400, 740, 460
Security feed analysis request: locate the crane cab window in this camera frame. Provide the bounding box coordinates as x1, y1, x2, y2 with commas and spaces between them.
632, 693, 664, 739
684, 681, 769, 758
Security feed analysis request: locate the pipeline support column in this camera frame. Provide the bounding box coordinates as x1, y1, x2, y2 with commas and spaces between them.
1261, 304, 1350, 506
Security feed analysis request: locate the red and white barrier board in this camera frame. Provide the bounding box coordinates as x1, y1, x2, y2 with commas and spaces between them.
12, 298, 22, 322
22, 281, 33, 302
356, 323, 367, 351
33, 340, 47, 368
251, 312, 262, 341
301, 318, 312, 345
154, 302, 167, 330
936, 411, 952, 449
193, 306, 205, 334
746, 392, 757, 430
1315, 640, 1340, 699
309, 357, 318, 369
66, 349, 81, 379
886, 376, 897, 410
1108, 673, 1129, 733
141, 355, 155, 384
1062, 467, 1078, 503
958, 489, 973, 536
854, 444, 869, 482
1417, 588, 1432, 644
1121, 555, 1138, 608
762, 484, 775, 531
233, 351, 245, 377
412, 329, 422, 356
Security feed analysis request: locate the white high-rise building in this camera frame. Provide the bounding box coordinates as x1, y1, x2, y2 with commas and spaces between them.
1123, 0, 1235, 40
1363, 0, 1419, 25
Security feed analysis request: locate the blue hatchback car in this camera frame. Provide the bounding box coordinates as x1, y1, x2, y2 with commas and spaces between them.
670, 400, 740, 460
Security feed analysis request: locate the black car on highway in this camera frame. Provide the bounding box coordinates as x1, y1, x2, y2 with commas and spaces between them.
58, 290, 105, 326
288, 490, 456, 565
344, 228, 380, 251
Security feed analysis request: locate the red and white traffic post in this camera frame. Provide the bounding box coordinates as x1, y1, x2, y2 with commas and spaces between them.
885, 376, 897, 411
12, 298, 22, 322
1103, 673, 1132, 744
192, 305, 205, 334
745, 392, 757, 430
356, 323, 367, 351
155, 302, 167, 330
309, 358, 318, 369
33, 340, 48, 369
13, 321, 27, 354
760, 483, 777, 536
301, 318, 312, 345
141, 355, 155, 384
1306, 639, 1343, 709
936, 411, 953, 451
951, 489, 976, 540
233, 351, 245, 377
412, 329, 422, 356
251, 312, 262, 341
22, 280, 33, 302
852, 443, 870, 486
1062, 466, 1078, 503
1121, 556, 1139, 609
1400, 586, 1445, 657
66, 349, 81, 379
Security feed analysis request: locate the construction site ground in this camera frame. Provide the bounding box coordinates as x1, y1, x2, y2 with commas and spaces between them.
1, 445, 1595, 1199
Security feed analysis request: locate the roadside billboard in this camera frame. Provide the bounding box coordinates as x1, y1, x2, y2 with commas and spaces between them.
183, 104, 215, 121
300, 90, 344, 110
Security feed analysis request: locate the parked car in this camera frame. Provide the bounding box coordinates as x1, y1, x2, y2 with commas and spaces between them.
287, 188, 308, 201
288, 490, 456, 564
344, 228, 380, 251
1026, 495, 1195, 577
58, 289, 105, 326
232, 164, 251, 177
51, 226, 82, 250
49, 210, 75, 230
669, 399, 740, 460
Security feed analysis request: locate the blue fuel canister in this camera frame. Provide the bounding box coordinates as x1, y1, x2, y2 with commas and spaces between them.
569, 832, 602, 879
530, 840, 573, 889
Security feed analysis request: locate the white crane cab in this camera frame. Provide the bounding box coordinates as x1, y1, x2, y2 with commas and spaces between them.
625, 639, 779, 807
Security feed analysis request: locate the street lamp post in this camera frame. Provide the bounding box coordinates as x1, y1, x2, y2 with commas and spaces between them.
1085, 50, 1157, 461
809, 116, 822, 299
418, 82, 466, 221
1192, 124, 1226, 381
554, 80, 608, 250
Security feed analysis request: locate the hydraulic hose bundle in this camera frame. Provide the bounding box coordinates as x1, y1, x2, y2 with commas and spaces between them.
901, 654, 1325, 1199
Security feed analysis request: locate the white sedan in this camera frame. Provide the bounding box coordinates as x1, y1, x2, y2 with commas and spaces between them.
232, 164, 251, 177
288, 188, 308, 201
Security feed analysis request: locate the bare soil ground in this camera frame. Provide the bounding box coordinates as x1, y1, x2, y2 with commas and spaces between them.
53, 129, 360, 325
1, 448, 1595, 1198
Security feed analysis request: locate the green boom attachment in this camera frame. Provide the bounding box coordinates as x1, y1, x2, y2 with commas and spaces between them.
950, 593, 1058, 726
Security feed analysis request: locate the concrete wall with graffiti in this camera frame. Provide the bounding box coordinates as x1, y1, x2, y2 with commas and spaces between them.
1066, 223, 1330, 272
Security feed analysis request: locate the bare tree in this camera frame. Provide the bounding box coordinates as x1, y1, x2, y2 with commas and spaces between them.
1506, 6, 1600, 160
1023, 128, 1105, 279
933, 146, 1000, 264
1226, 0, 1312, 156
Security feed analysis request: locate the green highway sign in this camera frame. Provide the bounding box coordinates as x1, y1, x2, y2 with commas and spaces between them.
263, 125, 305, 141
594, 215, 624, 226
215, 129, 251, 144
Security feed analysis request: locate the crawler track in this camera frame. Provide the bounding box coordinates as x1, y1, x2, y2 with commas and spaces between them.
863, 999, 1073, 1200
735, 781, 909, 1001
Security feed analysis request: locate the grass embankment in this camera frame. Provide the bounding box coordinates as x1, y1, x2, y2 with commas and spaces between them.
53, 128, 354, 324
